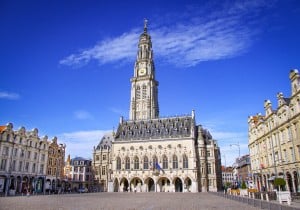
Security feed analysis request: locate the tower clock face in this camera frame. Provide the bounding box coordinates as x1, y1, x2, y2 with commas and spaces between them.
138, 68, 146, 76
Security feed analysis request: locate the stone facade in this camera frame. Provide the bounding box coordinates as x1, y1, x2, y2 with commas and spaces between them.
64, 156, 93, 192
93, 21, 222, 193
45, 137, 66, 193
93, 133, 113, 192
222, 166, 234, 185
0, 123, 49, 195
248, 69, 300, 192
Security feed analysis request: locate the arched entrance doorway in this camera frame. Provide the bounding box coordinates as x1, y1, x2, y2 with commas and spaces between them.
35, 177, 44, 193
45, 179, 51, 193
184, 177, 192, 192
113, 178, 119, 192
22, 176, 29, 193
157, 177, 170, 192
293, 171, 299, 193
145, 177, 155, 192
120, 177, 129, 192
286, 172, 293, 192
16, 176, 22, 193
130, 177, 143, 192
174, 177, 183, 192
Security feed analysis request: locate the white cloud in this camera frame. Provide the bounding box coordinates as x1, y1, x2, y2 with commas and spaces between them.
59, 1, 269, 68
57, 129, 111, 159
0, 91, 20, 100
60, 31, 139, 66
74, 110, 93, 120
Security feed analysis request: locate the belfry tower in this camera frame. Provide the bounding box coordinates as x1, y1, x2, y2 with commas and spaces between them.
129, 20, 159, 120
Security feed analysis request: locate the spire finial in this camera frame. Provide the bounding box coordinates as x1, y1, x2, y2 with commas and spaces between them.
144, 18, 148, 32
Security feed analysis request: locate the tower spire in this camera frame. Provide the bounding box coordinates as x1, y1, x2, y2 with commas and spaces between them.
144, 18, 148, 33
129, 19, 159, 121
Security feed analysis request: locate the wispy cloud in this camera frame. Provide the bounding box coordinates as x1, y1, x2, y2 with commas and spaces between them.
109, 107, 127, 116
0, 91, 20, 100
74, 110, 93, 120
60, 0, 271, 68
57, 129, 111, 159
202, 121, 249, 166
60, 31, 139, 67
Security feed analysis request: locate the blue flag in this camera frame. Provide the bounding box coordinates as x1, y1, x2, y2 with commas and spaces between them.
155, 162, 164, 173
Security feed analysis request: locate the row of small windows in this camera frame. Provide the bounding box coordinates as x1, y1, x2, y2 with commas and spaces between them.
0, 133, 47, 149
116, 155, 188, 170
2, 147, 46, 161
0, 159, 44, 174
121, 144, 182, 151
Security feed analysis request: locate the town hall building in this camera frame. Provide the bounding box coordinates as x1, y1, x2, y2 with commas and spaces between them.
93, 21, 222, 193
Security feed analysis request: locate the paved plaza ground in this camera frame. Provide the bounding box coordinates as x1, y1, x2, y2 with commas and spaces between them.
0, 192, 264, 210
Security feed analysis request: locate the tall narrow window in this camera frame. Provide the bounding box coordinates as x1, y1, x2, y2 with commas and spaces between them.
134, 156, 139, 170
288, 127, 293, 141
142, 85, 147, 99
162, 155, 168, 169
144, 156, 149, 169
116, 157, 121, 170
136, 86, 141, 100
125, 157, 130, 170
152, 156, 158, 169
40, 164, 44, 174
172, 155, 178, 169
183, 155, 188, 169
19, 161, 23, 171
290, 147, 295, 162
102, 166, 106, 175
283, 150, 288, 162
0, 159, 7, 170
207, 163, 212, 174
32, 163, 36, 173
12, 160, 16, 171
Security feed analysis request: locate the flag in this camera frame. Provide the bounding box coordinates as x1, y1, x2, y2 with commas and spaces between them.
155, 162, 165, 174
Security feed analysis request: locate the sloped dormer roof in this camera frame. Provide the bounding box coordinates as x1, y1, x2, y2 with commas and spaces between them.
115, 115, 193, 141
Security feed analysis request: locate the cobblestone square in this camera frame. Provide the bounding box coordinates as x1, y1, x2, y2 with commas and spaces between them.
0, 192, 262, 210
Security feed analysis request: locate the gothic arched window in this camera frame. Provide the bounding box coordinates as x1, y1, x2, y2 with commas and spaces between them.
136, 86, 141, 100
144, 156, 149, 169
134, 156, 139, 170
116, 157, 121, 170
173, 155, 178, 169
125, 157, 130, 170
162, 155, 168, 169
183, 154, 188, 169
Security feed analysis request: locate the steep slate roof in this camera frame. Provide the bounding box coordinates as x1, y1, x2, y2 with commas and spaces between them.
96, 133, 113, 150
70, 157, 92, 165
115, 115, 193, 141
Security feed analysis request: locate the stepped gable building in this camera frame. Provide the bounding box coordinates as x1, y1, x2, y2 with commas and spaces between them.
248, 69, 300, 192
45, 136, 66, 193
100, 20, 222, 193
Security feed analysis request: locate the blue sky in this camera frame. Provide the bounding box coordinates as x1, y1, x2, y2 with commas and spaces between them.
1, 0, 300, 165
